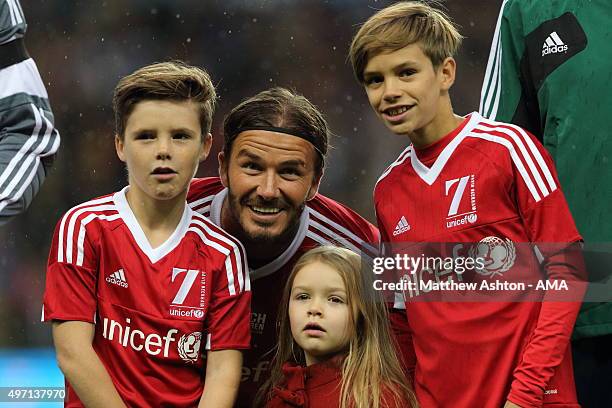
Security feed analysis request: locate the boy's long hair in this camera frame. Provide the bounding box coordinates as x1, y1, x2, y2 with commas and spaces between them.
349, 1, 463, 83
260, 246, 417, 408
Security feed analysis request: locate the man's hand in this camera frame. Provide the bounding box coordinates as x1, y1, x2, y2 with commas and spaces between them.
504, 401, 522, 408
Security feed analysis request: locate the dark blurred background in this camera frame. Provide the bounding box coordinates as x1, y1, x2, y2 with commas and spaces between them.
0, 0, 499, 353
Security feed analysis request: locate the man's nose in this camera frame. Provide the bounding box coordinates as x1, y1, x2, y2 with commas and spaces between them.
257, 171, 279, 200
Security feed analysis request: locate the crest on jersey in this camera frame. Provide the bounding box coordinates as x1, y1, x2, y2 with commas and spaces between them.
468, 236, 516, 277
445, 174, 478, 229
168, 267, 207, 319
178, 331, 202, 363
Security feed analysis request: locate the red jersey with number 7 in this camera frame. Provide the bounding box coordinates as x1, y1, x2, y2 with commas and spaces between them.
43, 186, 251, 407
375, 112, 583, 408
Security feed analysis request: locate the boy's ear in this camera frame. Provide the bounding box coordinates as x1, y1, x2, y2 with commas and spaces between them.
218, 151, 229, 188
199, 133, 213, 162
115, 134, 126, 162
439, 56, 457, 91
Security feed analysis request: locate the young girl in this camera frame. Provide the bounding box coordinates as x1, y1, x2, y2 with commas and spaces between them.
261, 246, 417, 408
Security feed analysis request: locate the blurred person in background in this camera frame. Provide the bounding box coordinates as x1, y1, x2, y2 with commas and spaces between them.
0, 0, 60, 225
480, 1, 612, 406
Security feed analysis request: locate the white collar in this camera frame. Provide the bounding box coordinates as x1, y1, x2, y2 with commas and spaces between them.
113, 186, 192, 263
410, 112, 480, 185
209, 187, 310, 280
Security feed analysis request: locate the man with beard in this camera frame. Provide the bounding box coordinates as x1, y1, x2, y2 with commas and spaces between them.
187, 87, 379, 407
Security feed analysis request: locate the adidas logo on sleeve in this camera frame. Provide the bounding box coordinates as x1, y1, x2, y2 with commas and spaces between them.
393, 216, 411, 236
106, 269, 129, 288
542, 31, 568, 56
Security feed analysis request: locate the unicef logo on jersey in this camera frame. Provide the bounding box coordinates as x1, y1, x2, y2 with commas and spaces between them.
468, 236, 516, 277
178, 331, 202, 363
445, 175, 478, 229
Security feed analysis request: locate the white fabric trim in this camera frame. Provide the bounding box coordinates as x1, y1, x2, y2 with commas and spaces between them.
0, 106, 58, 213
189, 195, 214, 210
64, 204, 117, 264
248, 207, 310, 281
477, 119, 556, 197
113, 187, 192, 264
479, 0, 509, 119
309, 207, 377, 255
58, 196, 115, 263
376, 145, 412, 188
0, 59, 48, 99
76, 213, 121, 266
209, 188, 226, 226
410, 113, 480, 185
191, 215, 248, 295
467, 133, 542, 201
208, 187, 310, 281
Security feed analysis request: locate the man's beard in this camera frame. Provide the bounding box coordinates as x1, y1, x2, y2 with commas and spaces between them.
226, 189, 304, 246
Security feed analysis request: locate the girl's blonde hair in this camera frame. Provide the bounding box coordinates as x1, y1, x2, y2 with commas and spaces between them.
261, 246, 417, 408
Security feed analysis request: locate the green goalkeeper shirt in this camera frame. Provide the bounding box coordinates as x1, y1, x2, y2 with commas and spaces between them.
480, 0, 612, 339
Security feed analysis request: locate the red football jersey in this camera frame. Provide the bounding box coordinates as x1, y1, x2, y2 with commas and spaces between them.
375, 113, 583, 408
43, 187, 251, 407
187, 177, 380, 407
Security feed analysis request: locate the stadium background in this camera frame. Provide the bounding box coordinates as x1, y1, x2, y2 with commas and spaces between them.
0, 0, 498, 404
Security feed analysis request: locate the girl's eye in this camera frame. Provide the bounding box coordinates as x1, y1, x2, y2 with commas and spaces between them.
173, 133, 191, 140
295, 293, 309, 301
329, 296, 345, 304
135, 132, 154, 140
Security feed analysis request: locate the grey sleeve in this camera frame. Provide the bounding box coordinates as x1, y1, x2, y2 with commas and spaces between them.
0, 62, 60, 225
0, 0, 26, 45
0, 0, 60, 224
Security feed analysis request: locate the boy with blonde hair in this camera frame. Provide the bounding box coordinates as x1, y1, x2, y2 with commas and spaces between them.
350, 2, 584, 407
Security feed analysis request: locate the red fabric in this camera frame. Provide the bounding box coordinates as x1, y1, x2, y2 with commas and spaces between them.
375, 113, 583, 407
187, 177, 380, 407
266, 360, 410, 408
43, 188, 251, 407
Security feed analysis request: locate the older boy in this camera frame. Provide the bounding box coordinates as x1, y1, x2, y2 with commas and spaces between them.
350, 3, 583, 408
43, 61, 250, 407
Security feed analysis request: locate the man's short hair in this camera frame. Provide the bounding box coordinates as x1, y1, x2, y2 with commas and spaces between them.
113, 60, 216, 139
223, 87, 329, 177
349, 1, 464, 83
